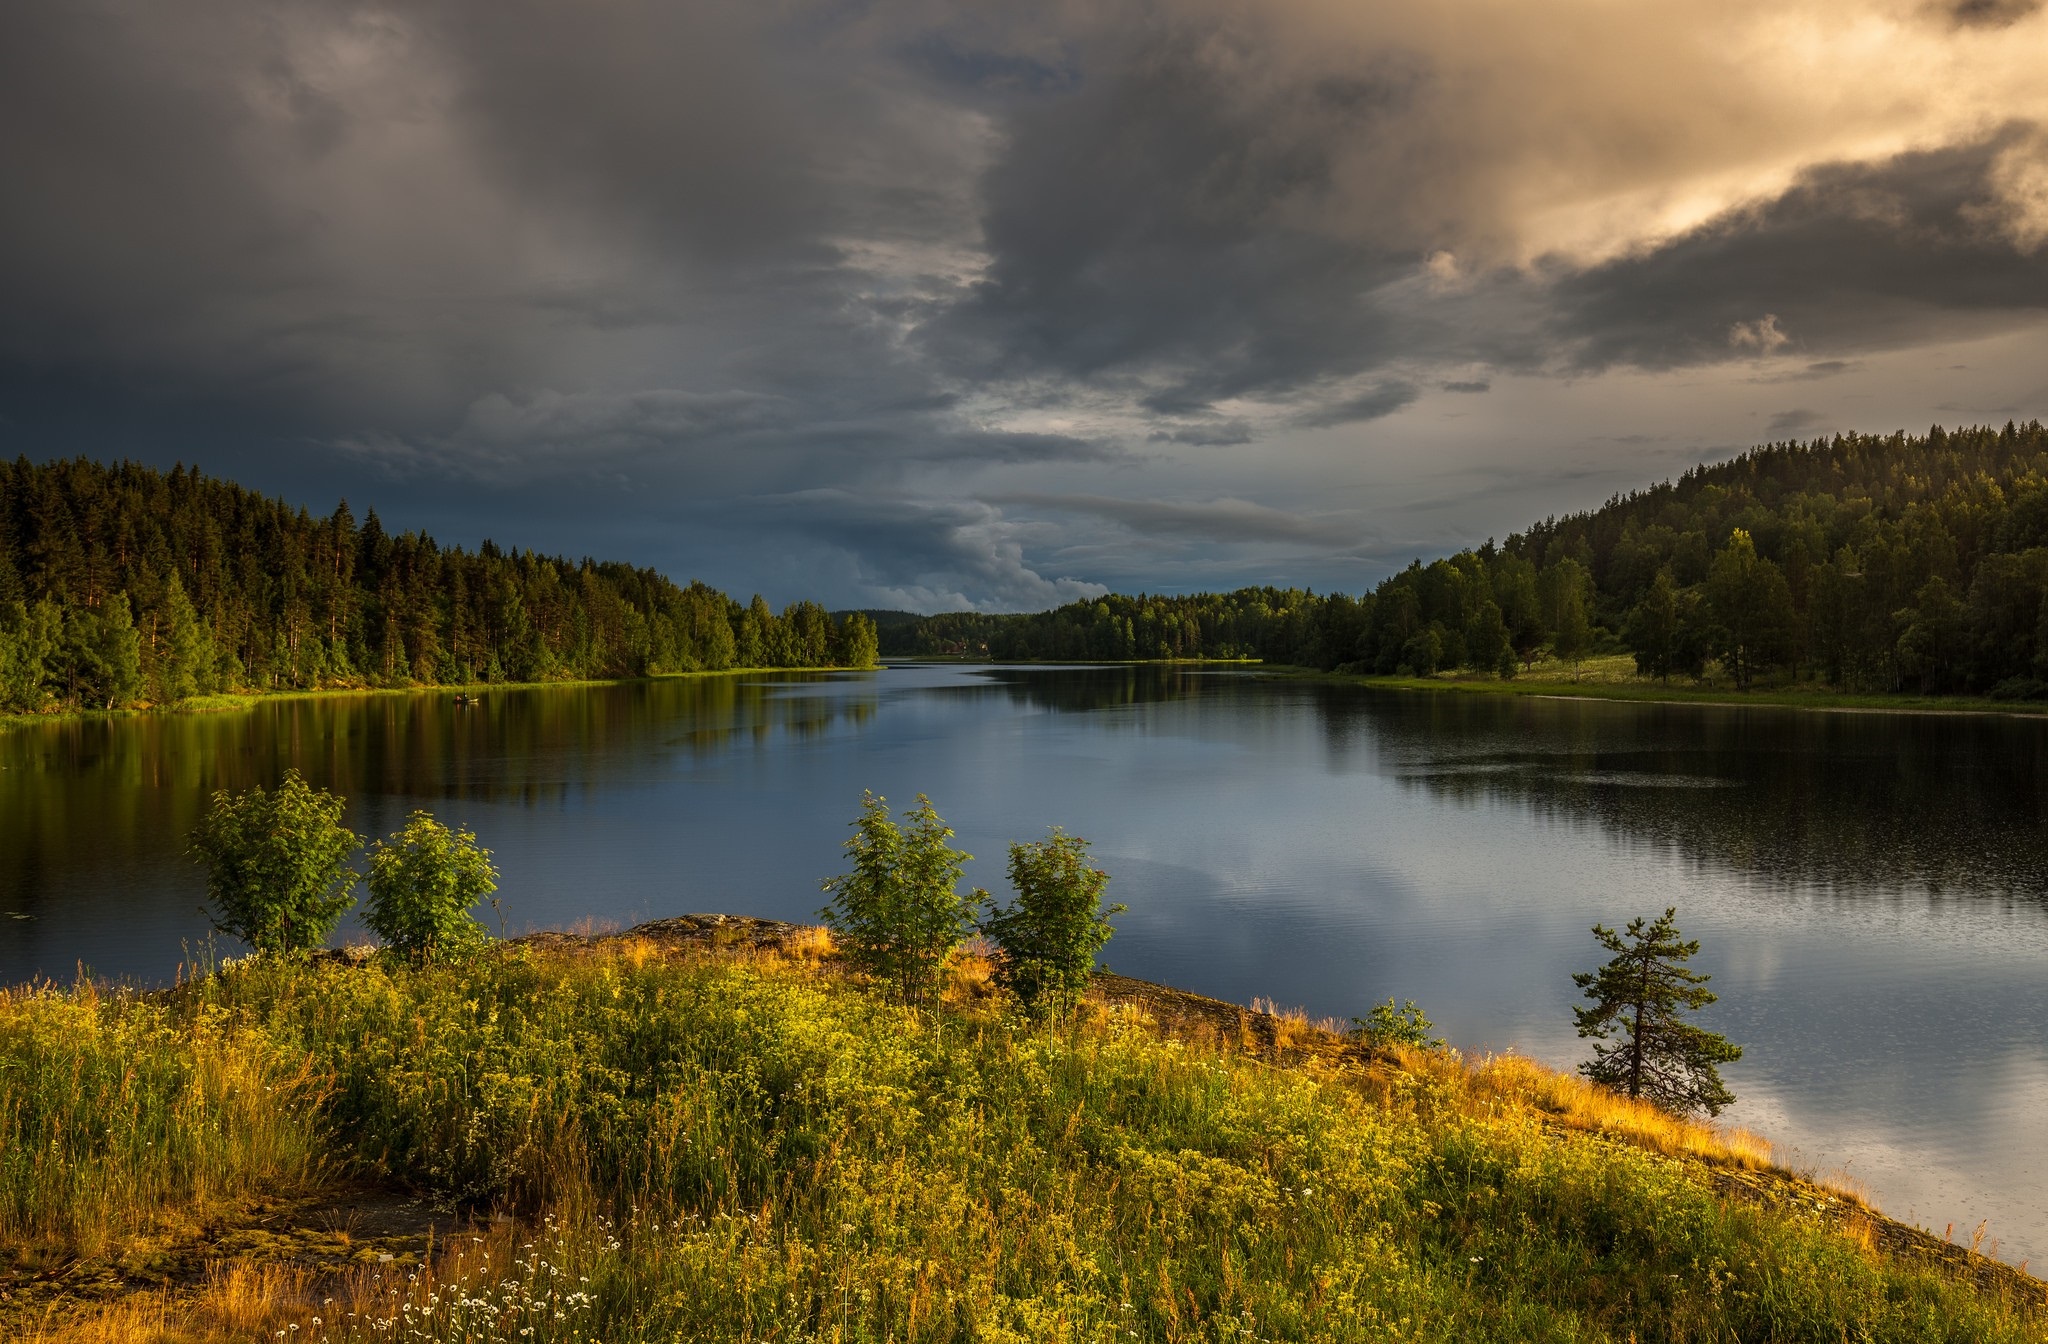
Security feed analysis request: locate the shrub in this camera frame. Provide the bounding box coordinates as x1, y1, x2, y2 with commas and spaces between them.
981, 828, 1123, 1020
363, 812, 500, 965
820, 791, 984, 1005
190, 769, 358, 954
1349, 997, 1443, 1050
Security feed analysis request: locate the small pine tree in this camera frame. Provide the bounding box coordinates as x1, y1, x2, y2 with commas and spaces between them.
821, 792, 984, 1005
364, 812, 500, 965
1573, 908, 1742, 1115
191, 770, 359, 954
982, 828, 1124, 1020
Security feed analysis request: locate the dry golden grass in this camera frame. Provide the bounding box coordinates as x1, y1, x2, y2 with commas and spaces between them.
1248, 997, 1348, 1053
23, 1261, 339, 1344
774, 923, 835, 966
1466, 1050, 1774, 1171
941, 937, 998, 1006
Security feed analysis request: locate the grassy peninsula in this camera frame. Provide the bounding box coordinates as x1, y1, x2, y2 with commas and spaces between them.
4, 923, 2040, 1343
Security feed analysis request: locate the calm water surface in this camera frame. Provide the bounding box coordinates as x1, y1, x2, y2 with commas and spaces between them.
4, 665, 2046, 1263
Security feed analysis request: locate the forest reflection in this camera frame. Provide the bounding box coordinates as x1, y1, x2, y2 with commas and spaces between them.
964, 665, 2048, 899
1336, 691, 2048, 900
0, 673, 880, 911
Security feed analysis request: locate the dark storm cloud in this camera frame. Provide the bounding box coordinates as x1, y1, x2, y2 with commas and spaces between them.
1552, 131, 2048, 370
929, 11, 1426, 412
4, 0, 2048, 609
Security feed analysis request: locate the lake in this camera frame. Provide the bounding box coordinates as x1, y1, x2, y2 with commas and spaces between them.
4, 664, 2045, 1264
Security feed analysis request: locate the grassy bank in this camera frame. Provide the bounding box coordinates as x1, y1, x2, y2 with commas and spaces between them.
4, 933, 2042, 1343
1274, 654, 2048, 718
0, 665, 877, 733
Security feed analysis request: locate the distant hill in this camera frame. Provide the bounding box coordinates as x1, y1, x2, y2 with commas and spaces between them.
0, 457, 877, 714
881, 422, 2048, 699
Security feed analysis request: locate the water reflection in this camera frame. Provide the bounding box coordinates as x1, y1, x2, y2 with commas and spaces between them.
2, 665, 2045, 1264
1342, 692, 2048, 900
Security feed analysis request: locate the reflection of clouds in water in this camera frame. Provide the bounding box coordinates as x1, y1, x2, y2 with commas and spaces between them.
1732, 1044, 2048, 1261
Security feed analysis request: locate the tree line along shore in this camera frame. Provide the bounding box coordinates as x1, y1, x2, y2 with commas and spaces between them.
14, 421, 2048, 721
0, 457, 879, 717
876, 422, 2048, 703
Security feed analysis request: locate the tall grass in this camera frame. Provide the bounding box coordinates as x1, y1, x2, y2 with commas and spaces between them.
6, 944, 2042, 1341
0, 978, 327, 1262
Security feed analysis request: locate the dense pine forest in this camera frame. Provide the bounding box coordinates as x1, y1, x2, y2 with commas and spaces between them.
889, 422, 2048, 700
0, 458, 878, 714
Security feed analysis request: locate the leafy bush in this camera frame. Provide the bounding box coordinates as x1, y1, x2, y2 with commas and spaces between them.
1350, 997, 1444, 1050
189, 769, 358, 954
363, 812, 500, 965
820, 791, 984, 1004
981, 827, 1123, 1019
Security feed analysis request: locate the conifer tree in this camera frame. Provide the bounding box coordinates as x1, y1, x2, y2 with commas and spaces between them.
160, 571, 217, 700
1573, 907, 1742, 1116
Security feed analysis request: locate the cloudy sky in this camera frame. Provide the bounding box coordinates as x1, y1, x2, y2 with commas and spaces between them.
5, 0, 2047, 610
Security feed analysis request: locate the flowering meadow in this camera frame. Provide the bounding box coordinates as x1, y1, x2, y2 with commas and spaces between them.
3, 940, 2041, 1342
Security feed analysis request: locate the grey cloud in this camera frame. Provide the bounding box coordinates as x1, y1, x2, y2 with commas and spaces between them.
1292, 380, 1420, 427
1147, 419, 1256, 446
996, 492, 1365, 545
1552, 130, 2048, 369
1441, 379, 1491, 393
1750, 360, 1860, 384
1766, 408, 1827, 435
1938, 0, 2042, 27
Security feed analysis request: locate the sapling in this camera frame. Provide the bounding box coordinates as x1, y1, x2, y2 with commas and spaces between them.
821, 791, 983, 1005
191, 769, 359, 955
364, 811, 500, 964
981, 828, 1124, 1020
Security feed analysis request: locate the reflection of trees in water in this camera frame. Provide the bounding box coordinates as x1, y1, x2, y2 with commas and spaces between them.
973, 664, 1263, 714
1326, 691, 2048, 899
0, 674, 880, 910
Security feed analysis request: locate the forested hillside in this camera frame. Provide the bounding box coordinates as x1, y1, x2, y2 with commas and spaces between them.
889, 421, 2048, 700
0, 458, 877, 714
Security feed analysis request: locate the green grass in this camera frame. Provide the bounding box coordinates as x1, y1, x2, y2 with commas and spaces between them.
5, 943, 2040, 1342
1275, 655, 2048, 717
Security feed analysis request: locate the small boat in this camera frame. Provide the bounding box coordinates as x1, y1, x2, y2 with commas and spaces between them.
453, 692, 482, 708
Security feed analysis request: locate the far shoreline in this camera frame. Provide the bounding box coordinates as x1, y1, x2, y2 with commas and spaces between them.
0, 663, 880, 733
13, 655, 2048, 733
889, 653, 2048, 719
